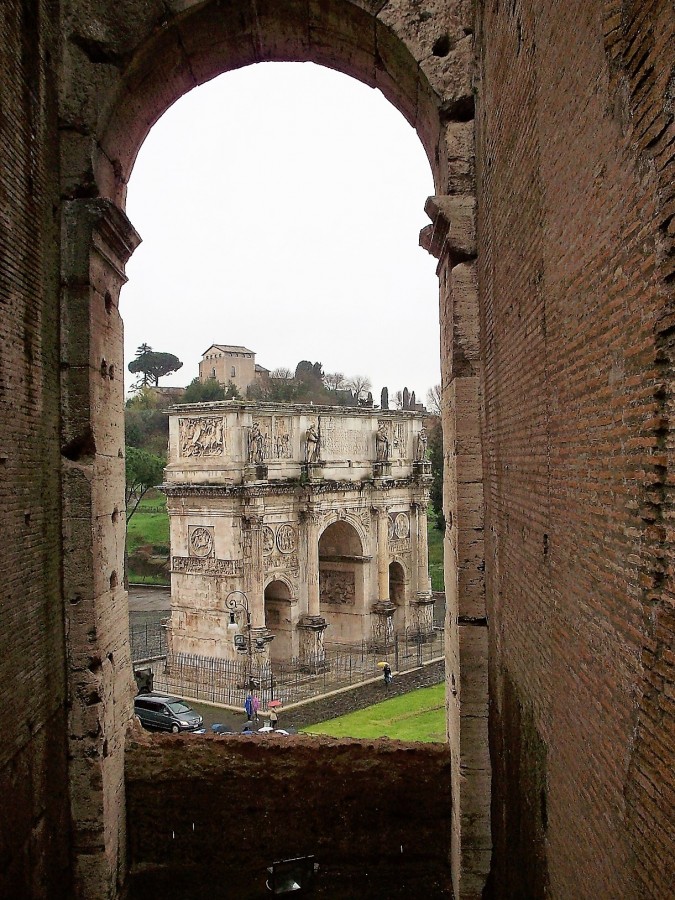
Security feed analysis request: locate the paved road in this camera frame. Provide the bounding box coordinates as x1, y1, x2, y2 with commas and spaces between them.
128, 585, 170, 627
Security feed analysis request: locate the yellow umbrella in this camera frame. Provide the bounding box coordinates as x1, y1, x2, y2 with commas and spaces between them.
377, 661, 387, 668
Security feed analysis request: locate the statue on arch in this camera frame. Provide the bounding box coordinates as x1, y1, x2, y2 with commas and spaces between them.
305, 424, 320, 463
248, 422, 264, 464
376, 423, 390, 461
416, 426, 428, 461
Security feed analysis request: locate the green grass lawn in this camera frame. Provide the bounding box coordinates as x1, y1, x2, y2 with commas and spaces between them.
427, 507, 445, 591
300, 683, 446, 743
126, 494, 170, 553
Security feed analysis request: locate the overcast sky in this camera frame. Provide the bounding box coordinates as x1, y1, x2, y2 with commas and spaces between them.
121, 62, 440, 404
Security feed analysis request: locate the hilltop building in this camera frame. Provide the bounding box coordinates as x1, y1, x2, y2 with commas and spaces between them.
198, 343, 269, 397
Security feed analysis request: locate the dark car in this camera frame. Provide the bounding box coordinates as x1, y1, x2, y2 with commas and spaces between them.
134, 693, 204, 734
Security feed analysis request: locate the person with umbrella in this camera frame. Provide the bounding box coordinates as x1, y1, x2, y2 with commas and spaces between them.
268, 699, 281, 729
383, 663, 392, 686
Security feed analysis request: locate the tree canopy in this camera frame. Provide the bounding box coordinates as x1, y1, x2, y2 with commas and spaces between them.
182, 377, 240, 404
125, 446, 166, 523
128, 345, 183, 387
427, 418, 444, 531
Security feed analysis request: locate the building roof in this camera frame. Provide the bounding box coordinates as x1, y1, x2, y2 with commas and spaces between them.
202, 344, 255, 356
255, 363, 270, 373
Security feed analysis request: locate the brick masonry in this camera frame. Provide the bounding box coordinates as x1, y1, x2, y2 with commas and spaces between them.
477, 1, 674, 896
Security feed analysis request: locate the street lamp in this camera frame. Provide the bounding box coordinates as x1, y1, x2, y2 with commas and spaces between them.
226, 590, 264, 691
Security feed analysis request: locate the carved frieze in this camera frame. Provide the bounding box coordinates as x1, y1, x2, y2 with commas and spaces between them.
320, 415, 370, 457
179, 417, 225, 457
188, 525, 215, 558
172, 556, 243, 576
319, 570, 356, 605
266, 551, 300, 572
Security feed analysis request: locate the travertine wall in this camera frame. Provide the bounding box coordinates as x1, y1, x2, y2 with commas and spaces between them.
477, 1, 674, 896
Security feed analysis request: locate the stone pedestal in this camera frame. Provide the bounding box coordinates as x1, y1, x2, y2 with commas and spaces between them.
371, 599, 396, 651
410, 592, 436, 642
413, 460, 432, 478
243, 463, 268, 483
373, 461, 392, 478
301, 462, 325, 482
298, 615, 329, 672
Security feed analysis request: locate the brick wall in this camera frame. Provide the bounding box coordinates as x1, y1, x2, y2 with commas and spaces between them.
0, 2, 71, 896
126, 732, 453, 898
477, 0, 674, 895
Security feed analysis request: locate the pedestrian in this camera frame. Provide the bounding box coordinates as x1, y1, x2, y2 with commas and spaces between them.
244, 692, 253, 722
383, 663, 392, 686
252, 693, 260, 723
269, 707, 278, 730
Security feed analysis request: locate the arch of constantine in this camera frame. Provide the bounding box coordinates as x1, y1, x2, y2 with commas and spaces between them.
163, 402, 435, 671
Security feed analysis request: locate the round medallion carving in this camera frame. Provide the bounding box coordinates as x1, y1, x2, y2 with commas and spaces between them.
276, 524, 297, 554
190, 526, 214, 558
262, 526, 275, 555
395, 513, 410, 540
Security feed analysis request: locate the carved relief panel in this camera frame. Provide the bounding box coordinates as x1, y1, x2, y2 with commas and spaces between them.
251, 415, 294, 461
392, 421, 408, 458
179, 417, 225, 457
320, 415, 370, 457
188, 525, 215, 558
389, 512, 412, 552
320, 570, 356, 605
272, 416, 293, 459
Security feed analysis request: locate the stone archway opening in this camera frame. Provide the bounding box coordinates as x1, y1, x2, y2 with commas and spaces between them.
264, 578, 294, 662
58, 2, 484, 897
389, 559, 407, 634
318, 520, 367, 644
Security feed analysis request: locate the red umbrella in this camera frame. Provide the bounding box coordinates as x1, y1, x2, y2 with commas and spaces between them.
268, 700, 282, 708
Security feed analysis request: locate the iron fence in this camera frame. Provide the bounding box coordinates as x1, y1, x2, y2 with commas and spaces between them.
130, 619, 167, 662
140, 627, 444, 709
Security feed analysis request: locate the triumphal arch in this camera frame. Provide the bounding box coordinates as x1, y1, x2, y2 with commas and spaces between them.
162, 402, 434, 670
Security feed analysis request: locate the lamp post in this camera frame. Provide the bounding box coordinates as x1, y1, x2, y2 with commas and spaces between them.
225, 590, 256, 691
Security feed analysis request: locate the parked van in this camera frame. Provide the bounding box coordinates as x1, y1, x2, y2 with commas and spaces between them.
134, 693, 204, 734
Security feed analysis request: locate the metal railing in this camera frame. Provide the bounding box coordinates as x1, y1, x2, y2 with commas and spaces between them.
138, 627, 444, 709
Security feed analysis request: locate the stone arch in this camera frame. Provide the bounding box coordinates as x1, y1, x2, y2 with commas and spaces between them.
319, 510, 369, 555
264, 577, 295, 662
389, 559, 407, 633
58, 3, 482, 897
318, 519, 367, 643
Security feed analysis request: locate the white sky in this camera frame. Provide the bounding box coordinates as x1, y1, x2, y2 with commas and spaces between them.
121, 62, 440, 404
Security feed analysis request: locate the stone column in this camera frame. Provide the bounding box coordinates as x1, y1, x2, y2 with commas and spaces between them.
60, 199, 140, 897
242, 512, 265, 628
375, 505, 390, 602
414, 501, 433, 597
300, 508, 321, 617
298, 507, 327, 669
